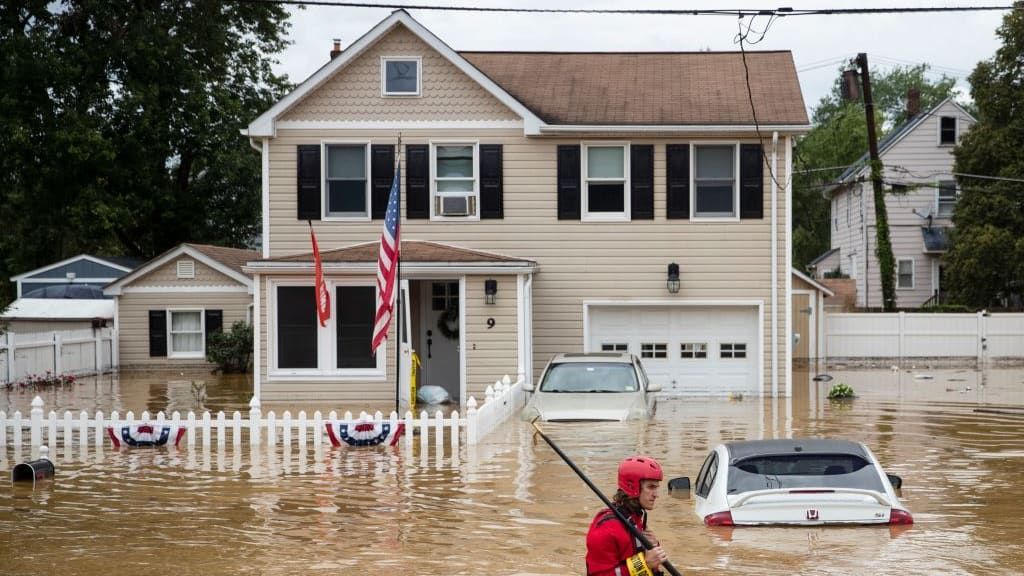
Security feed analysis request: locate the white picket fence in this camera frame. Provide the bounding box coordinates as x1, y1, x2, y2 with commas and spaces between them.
0, 328, 116, 385
824, 312, 1024, 360
0, 375, 527, 460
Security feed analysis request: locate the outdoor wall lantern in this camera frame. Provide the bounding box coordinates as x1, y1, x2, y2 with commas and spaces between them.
484, 279, 498, 305
667, 263, 680, 294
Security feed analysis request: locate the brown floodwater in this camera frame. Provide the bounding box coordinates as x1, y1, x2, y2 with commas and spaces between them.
2, 366, 1024, 575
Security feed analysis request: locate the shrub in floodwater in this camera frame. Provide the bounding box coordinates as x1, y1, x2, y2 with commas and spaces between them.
206, 321, 253, 373
828, 382, 855, 399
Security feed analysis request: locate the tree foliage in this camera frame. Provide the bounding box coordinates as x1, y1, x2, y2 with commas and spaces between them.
948, 7, 1024, 308
793, 64, 959, 272
0, 1, 292, 308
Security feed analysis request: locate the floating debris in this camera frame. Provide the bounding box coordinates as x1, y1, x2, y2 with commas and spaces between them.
913, 374, 934, 380
812, 374, 833, 382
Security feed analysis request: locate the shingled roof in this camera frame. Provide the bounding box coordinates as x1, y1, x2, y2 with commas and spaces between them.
461, 51, 808, 126
185, 244, 260, 276
263, 240, 534, 265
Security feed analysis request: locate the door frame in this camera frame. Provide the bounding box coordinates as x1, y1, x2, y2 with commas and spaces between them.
409, 276, 466, 409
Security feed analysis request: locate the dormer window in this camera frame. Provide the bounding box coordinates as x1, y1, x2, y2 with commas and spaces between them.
382, 57, 421, 97
939, 116, 957, 145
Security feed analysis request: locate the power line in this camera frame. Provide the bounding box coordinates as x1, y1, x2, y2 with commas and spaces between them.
228, 0, 1017, 16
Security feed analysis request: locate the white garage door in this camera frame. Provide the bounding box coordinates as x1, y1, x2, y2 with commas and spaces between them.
589, 305, 759, 395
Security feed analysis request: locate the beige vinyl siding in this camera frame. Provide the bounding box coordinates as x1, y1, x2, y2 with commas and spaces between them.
281, 26, 517, 122
264, 130, 789, 396
117, 293, 250, 366
464, 275, 517, 400
133, 255, 238, 288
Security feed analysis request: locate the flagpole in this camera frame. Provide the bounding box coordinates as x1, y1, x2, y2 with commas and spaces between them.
394, 133, 403, 415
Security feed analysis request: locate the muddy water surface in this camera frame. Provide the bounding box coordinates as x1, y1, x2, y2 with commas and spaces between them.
2, 367, 1024, 575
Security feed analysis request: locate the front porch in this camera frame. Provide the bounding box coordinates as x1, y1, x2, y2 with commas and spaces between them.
245, 240, 536, 409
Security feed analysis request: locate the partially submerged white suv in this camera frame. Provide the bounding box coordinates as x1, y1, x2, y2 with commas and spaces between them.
521, 353, 661, 422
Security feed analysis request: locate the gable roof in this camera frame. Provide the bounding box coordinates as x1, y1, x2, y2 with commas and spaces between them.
246, 10, 809, 137
10, 254, 138, 282
104, 243, 258, 295
827, 97, 977, 194
792, 268, 835, 297
461, 51, 808, 127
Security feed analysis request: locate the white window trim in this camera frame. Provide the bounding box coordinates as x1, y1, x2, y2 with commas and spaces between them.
429, 140, 480, 221
935, 179, 957, 218
581, 141, 631, 222
937, 115, 958, 146
381, 56, 422, 98
269, 279, 385, 380
167, 308, 205, 359
690, 141, 741, 222
321, 140, 372, 221
897, 257, 916, 290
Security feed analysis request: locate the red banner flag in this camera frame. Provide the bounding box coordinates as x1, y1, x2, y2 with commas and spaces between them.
311, 224, 330, 327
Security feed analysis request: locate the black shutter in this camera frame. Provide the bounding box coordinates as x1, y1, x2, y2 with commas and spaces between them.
204, 309, 223, 346
557, 145, 581, 220
630, 145, 654, 219
297, 145, 321, 220
740, 143, 764, 219
148, 310, 167, 357
480, 144, 504, 219
405, 144, 429, 219
666, 144, 690, 219
371, 145, 396, 219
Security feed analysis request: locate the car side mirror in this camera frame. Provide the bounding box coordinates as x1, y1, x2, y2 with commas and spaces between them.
647, 382, 662, 393
522, 381, 535, 392
886, 474, 903, 490
668, 476, 690, 493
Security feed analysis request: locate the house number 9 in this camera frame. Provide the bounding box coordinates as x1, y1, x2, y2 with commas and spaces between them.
487, 318, 496, 329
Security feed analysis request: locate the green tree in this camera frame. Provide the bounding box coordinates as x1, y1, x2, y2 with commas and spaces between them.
947, 6, 1024, 308
793, 64, 959, 275
0, 1, 291, 308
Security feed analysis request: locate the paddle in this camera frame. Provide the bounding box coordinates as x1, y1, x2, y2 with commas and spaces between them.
531, 420, 684, 576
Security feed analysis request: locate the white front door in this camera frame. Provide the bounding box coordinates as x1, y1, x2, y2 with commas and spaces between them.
420, 280, 460, 402
589, 305, 759, 395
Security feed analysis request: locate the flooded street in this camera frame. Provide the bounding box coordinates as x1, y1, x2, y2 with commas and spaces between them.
2, 367, 1024, 575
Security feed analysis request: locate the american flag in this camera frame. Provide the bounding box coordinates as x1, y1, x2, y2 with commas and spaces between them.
372, 159, 401, 353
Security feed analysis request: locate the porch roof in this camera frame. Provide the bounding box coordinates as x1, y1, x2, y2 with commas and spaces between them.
245, 240, 537, 273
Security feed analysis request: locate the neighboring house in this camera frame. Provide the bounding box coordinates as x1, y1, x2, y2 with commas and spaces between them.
819, 96, 976, 308
242, 10, 809, 405
0, 298, 114, 335
10, 254, 141, 298
104, 244, 258, 368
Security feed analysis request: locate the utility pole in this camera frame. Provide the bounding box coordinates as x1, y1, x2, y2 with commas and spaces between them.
856, 53, 896, 311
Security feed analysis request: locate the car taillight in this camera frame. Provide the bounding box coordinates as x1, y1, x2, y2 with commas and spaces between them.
704, 511, 734, 526
889, 509, 914, 525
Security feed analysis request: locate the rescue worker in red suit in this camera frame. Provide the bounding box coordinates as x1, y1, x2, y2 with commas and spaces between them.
586, 455, 668, 576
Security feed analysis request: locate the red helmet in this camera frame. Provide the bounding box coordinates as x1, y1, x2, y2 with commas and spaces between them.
618, 455, 663, 498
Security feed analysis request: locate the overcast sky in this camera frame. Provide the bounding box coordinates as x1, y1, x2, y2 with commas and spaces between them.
270, 1, 1010, 116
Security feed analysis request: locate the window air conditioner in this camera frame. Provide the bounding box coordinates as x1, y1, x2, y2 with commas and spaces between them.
438, 195, 473, 217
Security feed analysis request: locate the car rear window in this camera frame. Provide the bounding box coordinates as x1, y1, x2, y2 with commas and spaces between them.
727, 453, 885, 494
538, 363, 639, 393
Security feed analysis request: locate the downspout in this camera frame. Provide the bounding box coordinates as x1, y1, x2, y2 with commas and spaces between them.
524, 273, 534, 386
784, 134, 793, 397
771, 131, 779, 397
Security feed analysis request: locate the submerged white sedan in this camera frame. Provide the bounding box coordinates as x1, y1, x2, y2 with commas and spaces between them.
520, 353, 661, 421
673, 439, 913, 526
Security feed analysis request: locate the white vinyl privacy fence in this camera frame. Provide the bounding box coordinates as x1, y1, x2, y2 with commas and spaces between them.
0, 328, 116, 385
824, 312, 1024, 360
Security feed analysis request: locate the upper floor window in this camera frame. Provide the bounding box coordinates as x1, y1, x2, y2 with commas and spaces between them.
939, 116, 958, 145
382, 57, 421, 97
937, 180, 957, 218
432, 142, 478, 219
692, 144, 738, 219
583, 143, 630, 221
324, 143, 370, 219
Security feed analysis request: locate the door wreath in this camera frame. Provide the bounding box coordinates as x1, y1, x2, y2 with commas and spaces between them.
437, 305, 459, 339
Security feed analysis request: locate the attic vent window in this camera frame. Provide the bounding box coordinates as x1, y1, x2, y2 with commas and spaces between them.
177, 259, 196, 279
382, 57, 421, 97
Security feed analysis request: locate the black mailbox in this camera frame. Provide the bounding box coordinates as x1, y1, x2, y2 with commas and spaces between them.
12, 452, 55, 487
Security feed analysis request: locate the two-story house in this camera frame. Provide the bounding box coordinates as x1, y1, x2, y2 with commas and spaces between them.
815, 96, 976, 308
242, 10, 809, 407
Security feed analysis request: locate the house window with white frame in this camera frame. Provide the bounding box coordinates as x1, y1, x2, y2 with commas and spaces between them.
897, 258, 915, 289
432, 143, 478, 218
168, 310, 204, 358
939, 116, 957, 145
583, 143, 629, 220
937, 180, 957, 217
382, 57, 421, 96
324, 143, 370, 219
693, 144, 738, 219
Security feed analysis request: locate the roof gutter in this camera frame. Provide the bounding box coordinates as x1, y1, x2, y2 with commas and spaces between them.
244, 262, 537, 274
538, 124, 811, 135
